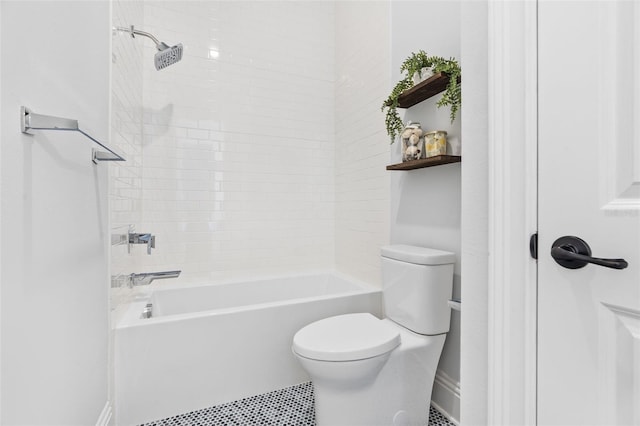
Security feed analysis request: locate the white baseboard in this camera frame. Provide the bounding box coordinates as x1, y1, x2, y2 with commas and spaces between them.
432, 370, 460, 424
96, 401, 113, 426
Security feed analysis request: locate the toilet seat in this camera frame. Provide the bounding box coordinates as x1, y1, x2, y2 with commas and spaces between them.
292, 313, 400, 362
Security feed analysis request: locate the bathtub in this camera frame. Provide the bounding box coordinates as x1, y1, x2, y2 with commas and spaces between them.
114, 272, 382, 425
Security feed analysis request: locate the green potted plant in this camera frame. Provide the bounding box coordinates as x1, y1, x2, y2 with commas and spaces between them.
402, 50, 435, 85
381, 50, 461, 144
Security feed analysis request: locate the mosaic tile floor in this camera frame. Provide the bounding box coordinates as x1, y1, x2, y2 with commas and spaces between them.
140, 382, 455, 426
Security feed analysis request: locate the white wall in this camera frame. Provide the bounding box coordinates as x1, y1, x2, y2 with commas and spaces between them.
0, 1, 111, 424
334, 1, 391, 286
390, 1, 462, 420
460, 1, 489, 424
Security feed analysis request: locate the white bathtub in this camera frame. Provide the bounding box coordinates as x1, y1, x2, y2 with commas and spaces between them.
114, 273, 382, 425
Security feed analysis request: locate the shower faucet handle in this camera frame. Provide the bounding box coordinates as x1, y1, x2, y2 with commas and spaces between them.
145, 234, 156, 254
128, 232, 156, 255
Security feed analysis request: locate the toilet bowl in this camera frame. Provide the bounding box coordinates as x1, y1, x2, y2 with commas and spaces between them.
293, 313, 400, 388
292, 245, 455, 426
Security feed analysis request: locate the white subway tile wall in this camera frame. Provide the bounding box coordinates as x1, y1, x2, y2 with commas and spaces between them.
135, 2, 336, 284
111, 0, 145, 309
110, 1, 391, 308
335, 2, 390, 286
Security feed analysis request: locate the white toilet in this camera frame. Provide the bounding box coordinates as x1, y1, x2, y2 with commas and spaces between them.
292, 245, 455, 426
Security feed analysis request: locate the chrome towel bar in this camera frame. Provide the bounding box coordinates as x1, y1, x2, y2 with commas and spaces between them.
20, 106, 125, 163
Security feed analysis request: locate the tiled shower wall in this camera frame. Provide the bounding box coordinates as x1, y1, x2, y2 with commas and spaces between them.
133, 1, 336, 284
111, 0, 144, 309
110, 1, 391, 306
334, 2, 390, 286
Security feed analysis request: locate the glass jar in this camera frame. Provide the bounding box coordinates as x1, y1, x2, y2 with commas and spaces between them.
401, 122, 424, 162
425, 130, 447, 157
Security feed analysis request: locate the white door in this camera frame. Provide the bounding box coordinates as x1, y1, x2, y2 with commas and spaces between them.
538, 1, 640, 425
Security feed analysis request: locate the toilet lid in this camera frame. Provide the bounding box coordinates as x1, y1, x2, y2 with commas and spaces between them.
292, 313, 401, 362
381, 244, 455, 265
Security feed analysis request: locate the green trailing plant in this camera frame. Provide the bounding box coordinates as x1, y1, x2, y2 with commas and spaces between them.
381, 50, 461, 143
382, 77, 413, 146
432, 56, 462, 124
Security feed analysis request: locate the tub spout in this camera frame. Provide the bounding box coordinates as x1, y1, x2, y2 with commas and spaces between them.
129, 270, 181, 287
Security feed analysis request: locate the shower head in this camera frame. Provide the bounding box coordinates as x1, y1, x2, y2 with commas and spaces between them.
115, 25, 183, 70
154, 42, 183, 70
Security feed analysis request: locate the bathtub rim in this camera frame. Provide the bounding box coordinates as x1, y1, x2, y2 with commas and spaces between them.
115, 270, 380, 329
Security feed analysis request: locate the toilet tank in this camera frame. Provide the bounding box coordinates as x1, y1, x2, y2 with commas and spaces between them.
381, 245, 455, 335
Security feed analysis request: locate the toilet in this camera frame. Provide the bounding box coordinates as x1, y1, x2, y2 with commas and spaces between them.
292, 245, 455, 426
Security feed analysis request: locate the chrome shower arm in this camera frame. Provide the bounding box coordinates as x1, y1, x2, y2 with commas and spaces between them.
115, 25, 162, 49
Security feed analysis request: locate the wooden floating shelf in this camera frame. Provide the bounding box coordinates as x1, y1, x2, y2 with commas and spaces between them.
396, 72, 460, 109
386, 155, 461, 171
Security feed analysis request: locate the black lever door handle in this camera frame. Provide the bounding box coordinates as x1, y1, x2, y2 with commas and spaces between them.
551, 236, 628, 270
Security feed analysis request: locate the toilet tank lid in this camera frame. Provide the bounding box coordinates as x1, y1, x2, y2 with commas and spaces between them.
381, 245, 455, 265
